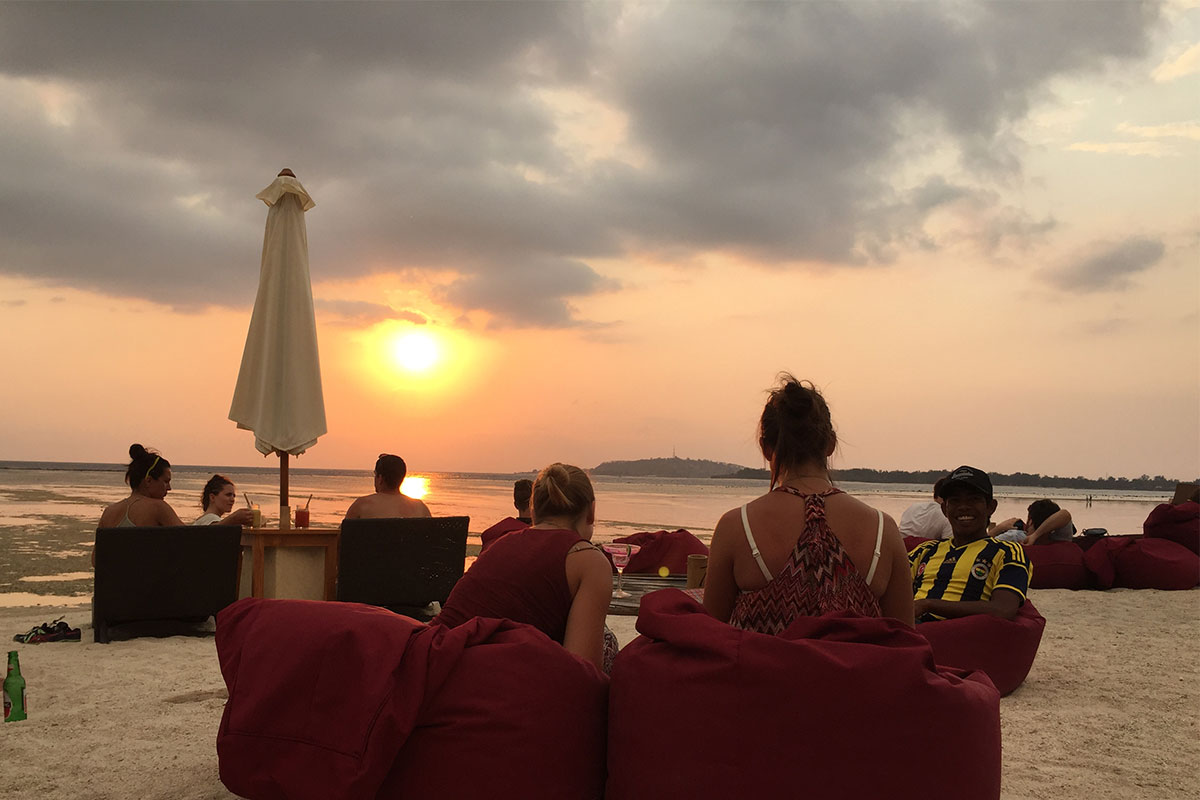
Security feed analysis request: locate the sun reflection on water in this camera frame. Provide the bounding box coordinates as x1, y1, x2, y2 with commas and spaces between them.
401, 475, 430, 500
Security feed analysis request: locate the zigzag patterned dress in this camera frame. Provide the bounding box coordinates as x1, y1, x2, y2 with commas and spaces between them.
729, 486, 882, 635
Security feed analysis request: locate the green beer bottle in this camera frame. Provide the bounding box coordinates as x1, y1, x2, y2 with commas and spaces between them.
4, 650, 27, 722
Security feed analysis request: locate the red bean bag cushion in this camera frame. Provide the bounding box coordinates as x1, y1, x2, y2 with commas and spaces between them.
479, 516, 529, 553
381, 620, 608, 798
606, 590, 1001, 800
1025, 541, 1090, 589
904, 535, 934, 553
1082, 535, 1129, 588
1143, 501, 1200, 555
917, 601, 1046, 696
615, 529, 708, 575
1111, 537, 1199, 590
216, 598, 608, 800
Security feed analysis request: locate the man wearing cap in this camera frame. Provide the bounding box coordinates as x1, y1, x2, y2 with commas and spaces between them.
908, 466, 1032, 623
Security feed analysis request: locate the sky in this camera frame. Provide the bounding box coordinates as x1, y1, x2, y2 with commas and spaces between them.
0, 1, 1196, 481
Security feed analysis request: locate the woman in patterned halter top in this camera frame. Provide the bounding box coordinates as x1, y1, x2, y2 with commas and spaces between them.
704, 375, 914, 631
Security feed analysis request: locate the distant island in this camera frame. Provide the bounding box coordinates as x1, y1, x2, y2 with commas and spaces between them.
720, 468, 1193, 492
593, 458, 1193, 491
591, 457, 749, 479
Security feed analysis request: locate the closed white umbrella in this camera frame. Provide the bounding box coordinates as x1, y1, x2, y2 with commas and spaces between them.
229, 169, 326, 525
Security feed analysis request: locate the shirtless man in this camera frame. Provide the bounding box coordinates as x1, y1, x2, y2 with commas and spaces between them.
343, 453, 432, 520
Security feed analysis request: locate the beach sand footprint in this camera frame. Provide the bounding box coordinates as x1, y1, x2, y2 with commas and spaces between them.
163, 688, 228, 705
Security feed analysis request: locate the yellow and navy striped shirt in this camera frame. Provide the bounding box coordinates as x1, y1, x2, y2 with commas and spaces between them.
909, 537, 1031, 620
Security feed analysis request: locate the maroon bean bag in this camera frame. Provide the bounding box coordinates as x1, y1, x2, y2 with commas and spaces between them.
607, 590, 1001, 800
904, 535, 934, 553
917, 601, 1045, 696
216, 598, 608, 800
1108, 537, 1199, 590
615, 529, 708, 575
1080, 535, 1200, 590
1081, 535, 1127, 588
1025, 541, 1090, 589
479, 516, 529, 552
1143, 501, 1200, 555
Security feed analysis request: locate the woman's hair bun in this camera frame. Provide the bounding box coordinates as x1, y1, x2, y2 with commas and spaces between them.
531, 463, 595, 522
758, 373, 836, 474
129, 443, 147, 459
780, 379, 814, 411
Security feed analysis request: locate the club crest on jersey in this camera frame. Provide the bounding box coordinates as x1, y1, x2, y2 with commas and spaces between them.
971, 561, 989, 580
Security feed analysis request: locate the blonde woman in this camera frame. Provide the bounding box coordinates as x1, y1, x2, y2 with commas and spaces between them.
435, 463, 615, 671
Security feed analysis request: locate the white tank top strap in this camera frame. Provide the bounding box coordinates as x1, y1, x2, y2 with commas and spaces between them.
864, 508, 884, 585
741, 503, 773, 582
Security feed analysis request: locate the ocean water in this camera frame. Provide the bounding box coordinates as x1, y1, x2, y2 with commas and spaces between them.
0, 461, 1170, 606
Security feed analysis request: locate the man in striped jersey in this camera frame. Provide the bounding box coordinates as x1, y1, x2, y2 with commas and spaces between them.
909, 466, 1031, 623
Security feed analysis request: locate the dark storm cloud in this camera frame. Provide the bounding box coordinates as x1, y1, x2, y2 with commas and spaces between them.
1043, 236, 1166, 291
434, 256, 619, 329
595, 1, 1152, 261
0, 1, 1162, 326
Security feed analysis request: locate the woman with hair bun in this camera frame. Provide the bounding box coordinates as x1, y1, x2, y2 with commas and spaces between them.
98, 444, 186, 528
435, 463, 616, 672
704, 375, 914, 631
194, 475, 255, 527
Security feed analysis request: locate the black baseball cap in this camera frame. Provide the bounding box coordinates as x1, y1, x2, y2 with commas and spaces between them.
942, 466, 993, 501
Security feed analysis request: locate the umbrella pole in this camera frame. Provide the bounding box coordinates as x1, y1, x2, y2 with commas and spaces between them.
279, 451, 290, 528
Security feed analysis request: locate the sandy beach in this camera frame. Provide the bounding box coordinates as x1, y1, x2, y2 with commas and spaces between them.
3, 589, 1197, 800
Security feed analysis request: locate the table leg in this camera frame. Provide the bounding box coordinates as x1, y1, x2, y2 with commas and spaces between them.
324, 541, 338, 601
252, 534, 265, 598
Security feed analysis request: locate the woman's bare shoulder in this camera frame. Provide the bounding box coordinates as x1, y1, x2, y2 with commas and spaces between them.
828, 490, 877, 513
826, 491, 895, 528
98, 500, 126, 527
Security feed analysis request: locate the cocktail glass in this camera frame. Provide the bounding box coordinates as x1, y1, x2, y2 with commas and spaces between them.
602, 543, 642, 598
295, 507, 310, 528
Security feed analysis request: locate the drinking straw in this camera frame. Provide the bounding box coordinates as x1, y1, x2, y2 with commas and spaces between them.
305, 494, 313, 509
244, 493, 254, 507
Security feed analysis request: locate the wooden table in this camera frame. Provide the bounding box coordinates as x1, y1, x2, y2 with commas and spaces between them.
241, 527, 340, 601
607, 574, 691, 615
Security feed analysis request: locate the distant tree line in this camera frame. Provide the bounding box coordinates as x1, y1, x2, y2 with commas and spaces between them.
592, 457, 746, 479
717, 466, 1194, 492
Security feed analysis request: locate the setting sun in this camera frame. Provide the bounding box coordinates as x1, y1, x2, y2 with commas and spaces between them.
400, 475, 429, 500
391, 331, 439, 373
